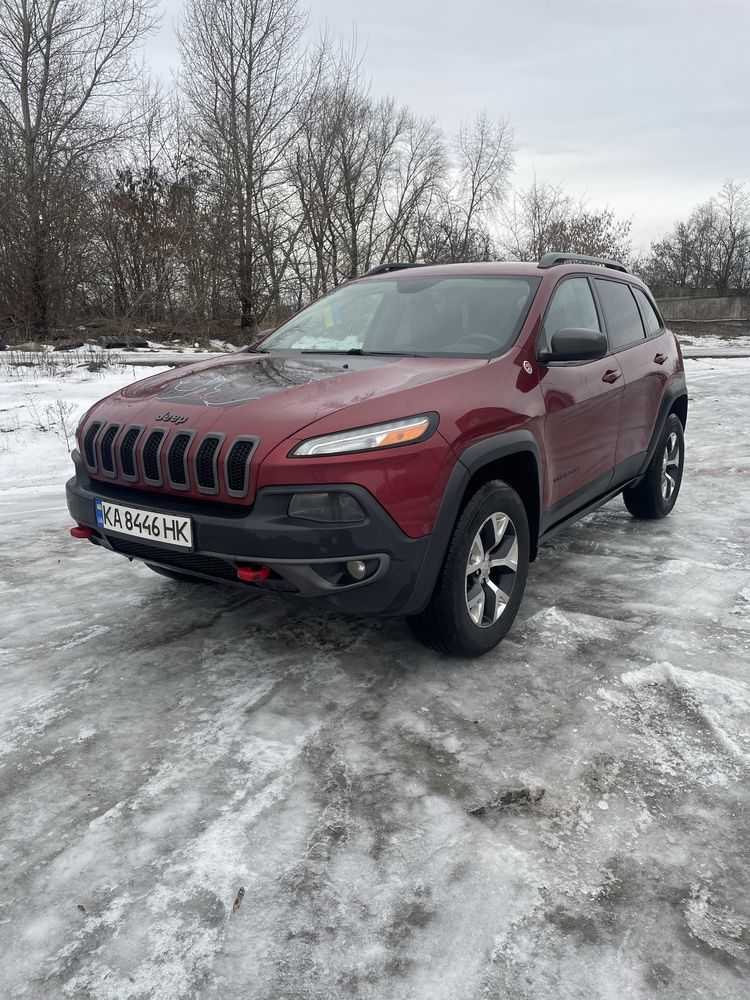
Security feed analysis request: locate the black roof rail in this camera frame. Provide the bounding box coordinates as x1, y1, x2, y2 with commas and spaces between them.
361, 261, 427, 277
537, 252, 628, 274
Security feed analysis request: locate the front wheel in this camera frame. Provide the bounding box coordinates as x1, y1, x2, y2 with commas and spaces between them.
623, 413, 685, 519
407, 481, 530, 657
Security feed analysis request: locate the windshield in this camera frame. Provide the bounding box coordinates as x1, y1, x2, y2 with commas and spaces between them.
260, 275, 541, 357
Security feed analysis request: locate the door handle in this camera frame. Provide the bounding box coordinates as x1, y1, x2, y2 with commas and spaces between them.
654, 353, 667, 365
602, 369, 621, 383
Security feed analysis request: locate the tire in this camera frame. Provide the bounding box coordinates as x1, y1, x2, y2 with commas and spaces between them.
407, 480, 530, 657
623, 413, 685, 519
145, 563, 213, 584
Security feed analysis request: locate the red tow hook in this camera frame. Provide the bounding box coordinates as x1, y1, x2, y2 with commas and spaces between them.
70, 525, 94, 539
236, 565, 272, 583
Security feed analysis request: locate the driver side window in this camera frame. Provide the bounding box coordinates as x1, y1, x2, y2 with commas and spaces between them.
540, 277, 600, 353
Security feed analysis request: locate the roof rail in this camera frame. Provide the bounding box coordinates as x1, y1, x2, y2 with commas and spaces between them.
361, 261, 427, 277
537, 252, 628, 274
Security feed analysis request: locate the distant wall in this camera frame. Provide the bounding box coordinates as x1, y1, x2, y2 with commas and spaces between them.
655, 295, 750, 322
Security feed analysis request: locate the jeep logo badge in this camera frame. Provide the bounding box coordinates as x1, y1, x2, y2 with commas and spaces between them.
155, 411, 189, 424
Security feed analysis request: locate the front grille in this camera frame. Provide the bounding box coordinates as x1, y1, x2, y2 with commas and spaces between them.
119, 427, 140, 479
142, 430, 166, 483
83, 421, 103, 469
167, 432, 192, 488
225, 438, 256, 495
82, 421, 255, 499
99, 424, 120, 475
195, 435, 222, 492
107, 537, 238, 582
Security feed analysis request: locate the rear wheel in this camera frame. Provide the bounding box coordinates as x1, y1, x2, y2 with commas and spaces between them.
407, 480, 530, 657
623, 413, 685, 519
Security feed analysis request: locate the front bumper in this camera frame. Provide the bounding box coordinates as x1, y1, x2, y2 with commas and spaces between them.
66, 452, 431, 616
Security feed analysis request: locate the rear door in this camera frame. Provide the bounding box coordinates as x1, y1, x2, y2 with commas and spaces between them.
537, 275, 624, 515
592, 279, 668, 476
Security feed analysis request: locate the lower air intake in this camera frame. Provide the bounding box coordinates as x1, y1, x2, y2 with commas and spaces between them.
108, 537, 237, 582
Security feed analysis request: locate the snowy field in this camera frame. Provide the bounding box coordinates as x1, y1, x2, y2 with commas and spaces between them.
1, 355, 749, 999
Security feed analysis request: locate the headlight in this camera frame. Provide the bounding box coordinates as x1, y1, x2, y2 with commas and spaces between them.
291, 414, 435, 457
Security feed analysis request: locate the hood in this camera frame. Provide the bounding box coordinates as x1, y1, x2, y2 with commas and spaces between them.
79, 351, 485, 504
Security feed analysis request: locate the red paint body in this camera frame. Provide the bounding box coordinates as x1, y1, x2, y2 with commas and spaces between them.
76, 262, 685, 539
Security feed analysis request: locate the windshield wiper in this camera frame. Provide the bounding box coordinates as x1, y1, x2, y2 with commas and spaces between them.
299, 348, 429, 357
299, 348, 368, 355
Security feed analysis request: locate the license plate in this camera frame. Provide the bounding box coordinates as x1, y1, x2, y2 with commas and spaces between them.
95, 499, 193, 550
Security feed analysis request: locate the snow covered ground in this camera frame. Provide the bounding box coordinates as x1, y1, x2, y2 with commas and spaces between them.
1, 357, 749, 999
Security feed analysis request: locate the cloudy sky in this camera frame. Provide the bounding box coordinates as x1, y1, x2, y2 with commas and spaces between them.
145, 0, 749, 252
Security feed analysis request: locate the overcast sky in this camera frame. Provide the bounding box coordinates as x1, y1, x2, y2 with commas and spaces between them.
144, 0, 749, 252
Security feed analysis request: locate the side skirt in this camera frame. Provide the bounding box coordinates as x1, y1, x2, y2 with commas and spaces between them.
537, 477, 638, 547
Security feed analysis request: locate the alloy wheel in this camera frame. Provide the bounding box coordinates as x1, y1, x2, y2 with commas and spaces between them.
661, 431, 680, 500
465, 512, 519, 628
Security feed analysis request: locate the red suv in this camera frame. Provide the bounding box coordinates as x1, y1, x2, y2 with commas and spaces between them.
67, 254, 687, 656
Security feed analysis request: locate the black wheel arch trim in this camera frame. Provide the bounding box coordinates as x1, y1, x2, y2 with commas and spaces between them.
404, 430, 542, 616
637, 375, 688, 478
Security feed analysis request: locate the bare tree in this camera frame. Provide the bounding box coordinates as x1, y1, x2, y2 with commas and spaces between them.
501, 178, 632, 264
286, 39, 444, 294
709, 180, 750, 293
502, 178, 572, 261
0, 0, 157, 333
411, 113, 513, 265
453, 113, 514, 260
641, 180, 750, 293
179, 0, 314, 327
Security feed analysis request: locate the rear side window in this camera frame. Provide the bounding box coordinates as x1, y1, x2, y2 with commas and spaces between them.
540, 277, 600, 352
632, 287, 662, 336
594, 279, 645, 350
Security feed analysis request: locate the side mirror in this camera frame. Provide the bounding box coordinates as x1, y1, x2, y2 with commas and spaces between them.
538, 328, 608, 363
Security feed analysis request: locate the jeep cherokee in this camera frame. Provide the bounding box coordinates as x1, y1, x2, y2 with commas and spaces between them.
66, 253, 687, 656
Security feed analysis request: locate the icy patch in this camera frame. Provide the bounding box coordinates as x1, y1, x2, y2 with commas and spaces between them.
598, 661, 750, 791
526, 606, 618, 644
684, 884, 747, 961
57, 624, 111, 651
727, 587, 750, 624
622, 663, 750, 767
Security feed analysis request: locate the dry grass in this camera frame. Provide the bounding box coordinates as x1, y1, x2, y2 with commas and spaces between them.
0, 347, 126, 381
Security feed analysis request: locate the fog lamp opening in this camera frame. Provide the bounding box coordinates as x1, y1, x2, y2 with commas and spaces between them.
288, 492, 365, 523
346, 559, 367, 580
